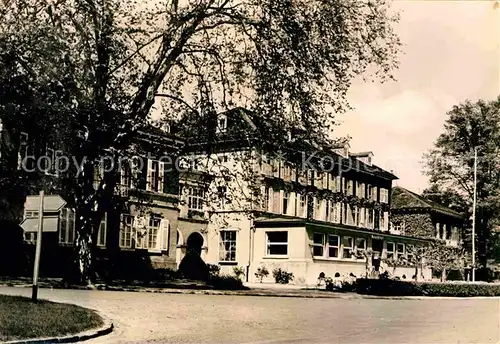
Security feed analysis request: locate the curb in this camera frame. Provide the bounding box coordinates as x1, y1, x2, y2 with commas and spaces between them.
3, 311, 114, 344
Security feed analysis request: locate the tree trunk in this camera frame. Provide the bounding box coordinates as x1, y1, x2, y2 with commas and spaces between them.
75, 228, 93, 285
414, 265, 418, 281
440, 268, 446, 282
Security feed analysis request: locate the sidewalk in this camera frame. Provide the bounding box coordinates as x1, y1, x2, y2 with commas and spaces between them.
3, 277, 499, 300
0, 276, 358, 299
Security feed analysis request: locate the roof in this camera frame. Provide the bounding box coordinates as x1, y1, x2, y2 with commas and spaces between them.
253, 215, 430, 243
181, 108, 397, 181
391, 186, 464, 219
350, 151, 374, 157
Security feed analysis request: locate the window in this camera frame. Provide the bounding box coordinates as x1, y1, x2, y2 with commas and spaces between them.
216, 114, 228, 133
392, 221, 405, 232
272, 189, 280, 213
316, 171, 324, 188
187, 187, 204, 211
120, 215, 133, 248
346, 180, 353, 195
380, 188, 389, 203
356, 237, 367, 253
356, 182, 365, 198
335, 176, 342, 192
328, 235, 340, 258
355, 207, 361, 226
397, 243, 405, 259
120, 159, 134, 188
366, 185, 373, 199
367, 209, 374, 228
219, 230, 237, 262
263, 187, 270, 211
380, 210, 387, 230
59, 208, 75, 245
282, 192, 290, 215
283, 164, 293, 181
313, 233, 324, 257
297, 193, 306, 217
148, 217, 161, 249
136, 216, 162, 250
150, 160, 159, 192
407, 244, 415, 262
372, 186, 378, 201
97, 213, 107, 247
266, 231, 288, 256
342, 236, 354, 259
315, 198, 321, 219
309, 169, 315, 186
386, 242, 395, 260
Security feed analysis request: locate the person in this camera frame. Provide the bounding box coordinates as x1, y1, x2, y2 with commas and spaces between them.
316, 272, 326, 287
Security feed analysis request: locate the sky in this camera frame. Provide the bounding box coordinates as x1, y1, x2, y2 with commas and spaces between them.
336, 0, 500, 194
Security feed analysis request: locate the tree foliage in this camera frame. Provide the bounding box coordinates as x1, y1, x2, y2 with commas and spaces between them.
424, 97, 500, 267
1, 0, 401, 283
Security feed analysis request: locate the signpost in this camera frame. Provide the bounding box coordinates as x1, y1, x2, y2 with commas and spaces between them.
20, 193, 67, 301
32, 191, 44, 301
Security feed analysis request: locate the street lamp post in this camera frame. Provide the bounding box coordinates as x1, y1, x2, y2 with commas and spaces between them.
471, 147, 477, 282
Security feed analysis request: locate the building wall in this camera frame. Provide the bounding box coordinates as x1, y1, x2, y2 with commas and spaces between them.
248, 225, 432, 286
203, 213, 252, 276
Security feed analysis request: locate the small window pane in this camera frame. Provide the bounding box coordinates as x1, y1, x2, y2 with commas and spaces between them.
267, 231, 288, 243
313, 233, 324, 245
268, 244, 288, 255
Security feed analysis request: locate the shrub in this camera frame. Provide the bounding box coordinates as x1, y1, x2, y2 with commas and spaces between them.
254, 266, 269, 283
272, 268, 294, 284
207, 264, 220, 278
233, 266, 246, 280
355, 278, 500, 297
208, 275, 247, 290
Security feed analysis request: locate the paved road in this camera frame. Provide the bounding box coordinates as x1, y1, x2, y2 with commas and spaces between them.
1, 287, 499, 344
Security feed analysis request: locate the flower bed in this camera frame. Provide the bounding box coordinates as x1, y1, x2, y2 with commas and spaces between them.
354, 278, 500, 297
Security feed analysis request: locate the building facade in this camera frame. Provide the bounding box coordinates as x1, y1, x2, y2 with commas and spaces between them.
390, 186, 463, 247
180, 110, 433, 284
6, 111, 439, 284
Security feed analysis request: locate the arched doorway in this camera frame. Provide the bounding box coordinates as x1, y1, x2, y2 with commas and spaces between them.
186, 232, 203, 256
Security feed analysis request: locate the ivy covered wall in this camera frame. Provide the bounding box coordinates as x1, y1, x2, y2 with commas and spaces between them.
392, 212, 435, 239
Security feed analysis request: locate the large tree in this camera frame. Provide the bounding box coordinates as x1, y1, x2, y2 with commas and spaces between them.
2, 0, 401, 284
424, 97, 500, 269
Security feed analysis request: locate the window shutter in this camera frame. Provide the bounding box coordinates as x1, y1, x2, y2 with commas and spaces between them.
146, 159, 153, 191
160, 219, 169, 251
359, 208, 365, 226
137, 159, 148, 190
346, 204, 353, 225
158, 161, 165, 193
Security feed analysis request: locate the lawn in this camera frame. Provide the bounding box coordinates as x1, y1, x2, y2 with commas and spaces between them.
0, 295, 103, 341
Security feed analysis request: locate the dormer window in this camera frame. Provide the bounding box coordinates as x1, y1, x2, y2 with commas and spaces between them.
216, 114, 228, 134
350, 151, 374, 166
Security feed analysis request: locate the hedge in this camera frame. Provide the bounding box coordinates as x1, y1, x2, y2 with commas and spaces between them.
355, 278, 500, 297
